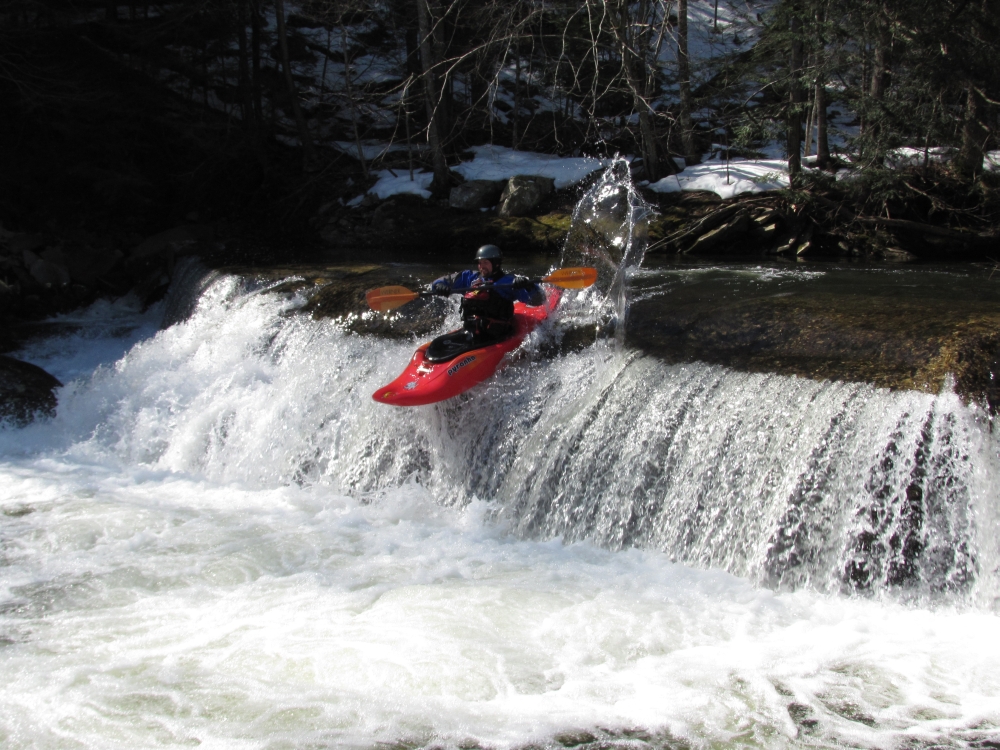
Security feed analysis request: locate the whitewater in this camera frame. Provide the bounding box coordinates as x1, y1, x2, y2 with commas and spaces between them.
1, 258, 999, 750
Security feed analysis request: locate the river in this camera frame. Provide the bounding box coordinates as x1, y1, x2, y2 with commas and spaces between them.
1, 255, 999, 749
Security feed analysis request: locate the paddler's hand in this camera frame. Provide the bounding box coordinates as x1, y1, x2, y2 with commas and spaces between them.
431, 280, 451, 296
511, 275, 533, 289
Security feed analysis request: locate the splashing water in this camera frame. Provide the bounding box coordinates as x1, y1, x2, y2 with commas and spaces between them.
559, 158, 653, 356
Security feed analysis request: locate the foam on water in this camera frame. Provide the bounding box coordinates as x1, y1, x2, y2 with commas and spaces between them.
1, 269, 1000, 748
2, 455, 1000, 749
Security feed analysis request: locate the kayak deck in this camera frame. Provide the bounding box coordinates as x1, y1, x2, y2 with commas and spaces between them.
372, 289, 560, 407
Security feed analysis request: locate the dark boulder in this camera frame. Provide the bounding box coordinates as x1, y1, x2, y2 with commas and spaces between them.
23, 249, 72, 288
63, 244, 123, 286
449, 180, 504, 210
0, 355, 62, 426
498, 175, 555, 217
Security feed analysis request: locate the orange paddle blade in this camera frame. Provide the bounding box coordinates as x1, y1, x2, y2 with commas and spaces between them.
542, 267, 598, 289
366, 286, 419, 312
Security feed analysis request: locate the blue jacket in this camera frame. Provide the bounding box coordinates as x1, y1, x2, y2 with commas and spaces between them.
434, 270, 545, 306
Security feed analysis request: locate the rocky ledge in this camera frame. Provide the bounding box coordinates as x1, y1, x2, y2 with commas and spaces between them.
628, 285, 1000, 413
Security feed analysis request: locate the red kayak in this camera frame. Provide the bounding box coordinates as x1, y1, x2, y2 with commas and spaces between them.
372, 289, 561, 407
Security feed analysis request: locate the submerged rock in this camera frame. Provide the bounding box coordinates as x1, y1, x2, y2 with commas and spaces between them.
0, 355, 62, 426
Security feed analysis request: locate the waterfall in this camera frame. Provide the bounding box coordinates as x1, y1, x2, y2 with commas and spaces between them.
7, 260, 997, 605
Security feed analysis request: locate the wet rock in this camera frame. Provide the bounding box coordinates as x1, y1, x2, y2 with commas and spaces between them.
880, 247, 918, 262
449, 180, 504, 210
370, 200, 402, 232
0, 279, 15, 314
8, 233, 46, 255
130, 225, 203, 261
319, 222, 353, 245
23, 248, 71, 288
0, 355, 62, 426
498, 175, 555, 217
310, 199, 340, 229
91, 172, 157, 212
627, 290, 1000, 409
40, 247, 66, 266
63, 245, 123, 286
126, 225, 212, 305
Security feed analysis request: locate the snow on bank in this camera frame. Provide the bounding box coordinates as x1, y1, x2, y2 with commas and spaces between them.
359, 147, 792, 204
886, 147, 1000, 173
647, 147, 1000, 201
357, 145, 614, 203
648, 157, 790, 199
454, 145, 611, 189
356, 143, 1000, 206
363, 170, 434, 201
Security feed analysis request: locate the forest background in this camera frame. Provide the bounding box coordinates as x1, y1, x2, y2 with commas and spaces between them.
2, 0, 1000, 324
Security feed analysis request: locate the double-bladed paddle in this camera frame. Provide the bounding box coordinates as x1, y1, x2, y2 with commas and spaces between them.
365, 266, 598, 312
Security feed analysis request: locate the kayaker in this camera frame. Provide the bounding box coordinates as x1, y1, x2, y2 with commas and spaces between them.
425, 244, 544, 361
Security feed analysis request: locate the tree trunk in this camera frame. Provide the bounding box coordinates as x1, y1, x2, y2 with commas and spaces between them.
870, 30, 890, 101
815, 80, 830, 169
429, 0, 451, 138
864, 21, 890, 145
237, 0, 254, 130
274, 0, 317, 171
617, 0, 666, 180
250, 0, 263, 128
341, 23, 369, 180
678, 0, 698, 164
417, 0, 450, 196
803, 93, 814, 158
787, 11, 804, 184
513, 41, 521, 149
956, 85, 986, 180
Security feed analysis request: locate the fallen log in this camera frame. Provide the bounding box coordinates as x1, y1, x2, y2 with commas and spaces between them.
852, 215, 996, 244
809, 194, 996, 246
653, 195, 777, 251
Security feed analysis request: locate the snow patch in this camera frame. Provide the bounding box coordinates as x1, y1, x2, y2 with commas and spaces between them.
454, 145, 612, 189
648, 157, 790, 200
367, 170, 435, 200
358, 145, 616, 204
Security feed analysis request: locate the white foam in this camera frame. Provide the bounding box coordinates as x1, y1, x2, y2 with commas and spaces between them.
2, 461, 999, 748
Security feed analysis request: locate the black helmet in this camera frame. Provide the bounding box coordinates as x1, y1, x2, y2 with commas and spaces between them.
475, 244, 503, 263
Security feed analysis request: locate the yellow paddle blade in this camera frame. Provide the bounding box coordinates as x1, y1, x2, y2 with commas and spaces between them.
366, 286, 419, 312
542, 266, 598, 289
